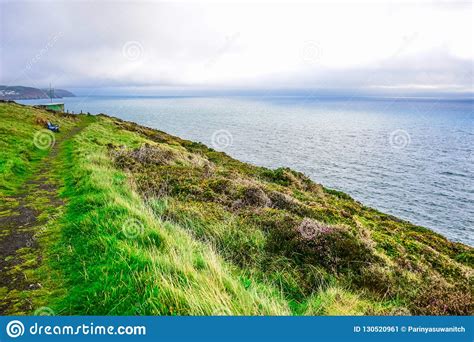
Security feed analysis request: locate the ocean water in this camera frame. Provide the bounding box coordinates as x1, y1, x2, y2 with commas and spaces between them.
18, 96, 474, 246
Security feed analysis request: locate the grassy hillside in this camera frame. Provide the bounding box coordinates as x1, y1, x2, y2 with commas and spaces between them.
0, 101, 472, 315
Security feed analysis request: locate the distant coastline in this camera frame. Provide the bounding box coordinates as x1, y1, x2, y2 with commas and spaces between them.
0, 85, 75, 100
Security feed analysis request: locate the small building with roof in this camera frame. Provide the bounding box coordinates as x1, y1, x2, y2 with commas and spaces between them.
36, 103, 64, 112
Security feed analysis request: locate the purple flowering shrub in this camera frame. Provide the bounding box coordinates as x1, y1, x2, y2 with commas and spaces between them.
268, 217, 377, 273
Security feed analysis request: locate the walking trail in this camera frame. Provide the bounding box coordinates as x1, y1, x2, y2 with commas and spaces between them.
0, 125, 85, 314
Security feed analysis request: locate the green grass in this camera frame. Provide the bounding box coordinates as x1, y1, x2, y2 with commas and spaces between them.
48, 117, 290, 315
0, 102, 472, 315
0, 103, 77, 196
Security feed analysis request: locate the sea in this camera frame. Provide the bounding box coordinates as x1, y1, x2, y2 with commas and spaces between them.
17, 95, 474, 246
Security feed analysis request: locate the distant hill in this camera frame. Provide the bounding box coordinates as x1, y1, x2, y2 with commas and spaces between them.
0, 85, 75, 100
40, 88, 75, 98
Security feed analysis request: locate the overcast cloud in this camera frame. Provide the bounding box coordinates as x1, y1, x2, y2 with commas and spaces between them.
0, 0, 472, 96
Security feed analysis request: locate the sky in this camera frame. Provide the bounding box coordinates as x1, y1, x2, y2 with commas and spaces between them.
0, 0, 472, 97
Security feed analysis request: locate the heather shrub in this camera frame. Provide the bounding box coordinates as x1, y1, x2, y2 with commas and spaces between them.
261, 167, 312, 189
269, 191, 300, 211
411, 282, 474, 315
268, 218, 376, 273
354, 264, 400, 297
112, 144, 176, 170
241, 187, 271, 207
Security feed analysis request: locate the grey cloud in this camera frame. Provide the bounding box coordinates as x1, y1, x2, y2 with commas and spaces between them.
1, 0, 472, 96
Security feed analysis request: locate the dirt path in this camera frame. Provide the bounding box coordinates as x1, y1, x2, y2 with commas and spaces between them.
0, 125, 84, 314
